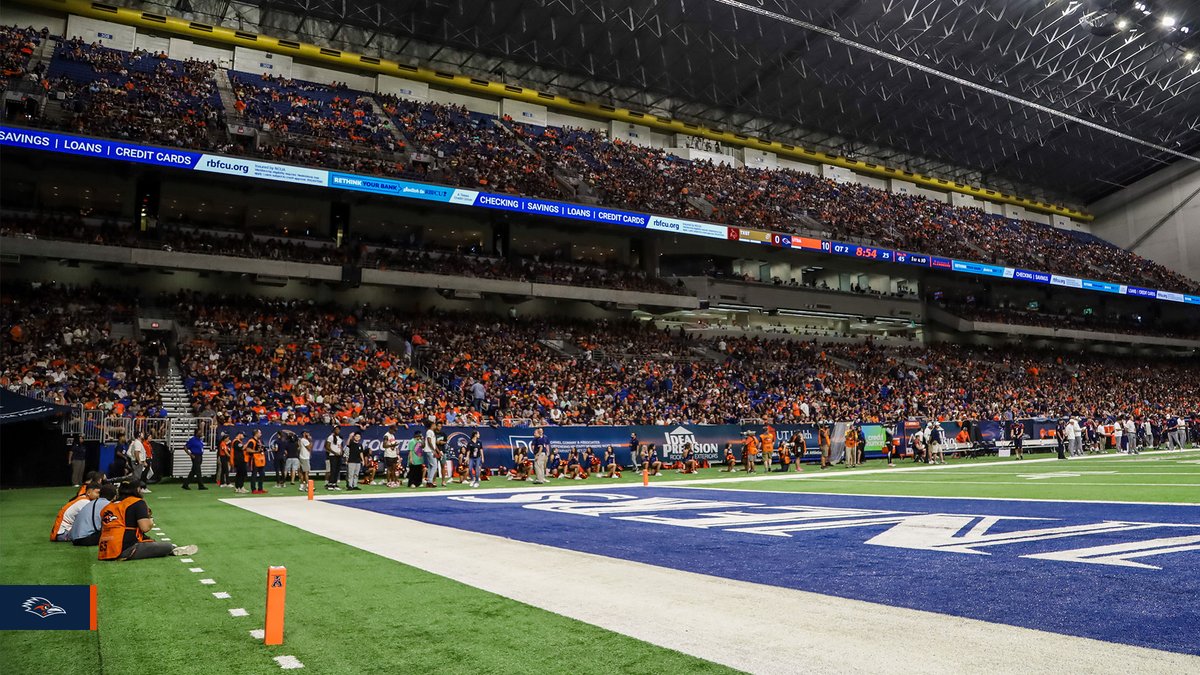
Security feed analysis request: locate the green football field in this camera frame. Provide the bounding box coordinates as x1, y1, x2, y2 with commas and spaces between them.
2, 448, 1198, 674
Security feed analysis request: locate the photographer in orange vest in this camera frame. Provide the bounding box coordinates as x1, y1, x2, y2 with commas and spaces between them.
98, 481, 197, 561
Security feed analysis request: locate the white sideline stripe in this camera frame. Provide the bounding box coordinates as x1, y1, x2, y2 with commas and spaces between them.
179, 558, 194, 563
199, 578, 216, 585
229, 497, 1200, 674
229, 608, 248, 617
273, 655, 304, 670
212, 592, 231, 599
249, 629, 265, 640
160, 538, 171, 541
188, 567, 204, 573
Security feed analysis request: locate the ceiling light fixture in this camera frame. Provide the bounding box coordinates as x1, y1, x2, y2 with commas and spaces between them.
1162, 16, 1177, 28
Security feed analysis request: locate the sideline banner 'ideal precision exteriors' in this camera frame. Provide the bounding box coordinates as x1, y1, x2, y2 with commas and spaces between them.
3, 126, 1198, 307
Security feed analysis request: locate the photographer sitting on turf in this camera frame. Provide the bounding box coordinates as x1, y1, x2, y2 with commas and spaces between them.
98, 481, 198, 561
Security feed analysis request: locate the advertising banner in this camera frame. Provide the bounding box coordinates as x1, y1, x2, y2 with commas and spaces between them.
4, 125, 1198, 307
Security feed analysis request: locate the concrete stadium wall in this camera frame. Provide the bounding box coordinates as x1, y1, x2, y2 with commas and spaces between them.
0, 4, 66, 35
1090, 163, 1200, 287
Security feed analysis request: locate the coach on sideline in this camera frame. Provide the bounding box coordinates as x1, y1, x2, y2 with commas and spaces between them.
531, 427, 550, 484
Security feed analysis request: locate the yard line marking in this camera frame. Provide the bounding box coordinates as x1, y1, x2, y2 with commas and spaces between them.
188, 567, 204, 573
160, 537, 171, 541
782, 475, 1200, 485
179, 558, 194, 563
673, 486, 1200, 507
212, 592, 231, 599
249, 629, 265, 640
273, 655, 305, 669
229, 608, 249, 617
200, 578, 216, 585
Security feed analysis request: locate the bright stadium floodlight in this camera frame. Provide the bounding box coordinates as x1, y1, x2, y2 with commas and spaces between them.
1162, 16, 1177, 28
1116, 18, 1130, 30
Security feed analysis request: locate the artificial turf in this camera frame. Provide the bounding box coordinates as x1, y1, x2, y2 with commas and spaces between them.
0, 482, 740, 675
2, 447, 1196, 674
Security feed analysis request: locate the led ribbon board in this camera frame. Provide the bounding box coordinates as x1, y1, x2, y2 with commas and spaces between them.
2, 126, 1197, 307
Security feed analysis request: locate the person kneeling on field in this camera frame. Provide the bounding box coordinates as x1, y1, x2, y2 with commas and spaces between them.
603, 446, 621, 479
721, 443, 737, 472
679, 443, 699, 474
98, 481, 197, 561
646, 444, 664, 476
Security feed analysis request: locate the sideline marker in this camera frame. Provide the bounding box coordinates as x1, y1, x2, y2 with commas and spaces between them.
307, 479, 314, 500
264, 566, 287, 645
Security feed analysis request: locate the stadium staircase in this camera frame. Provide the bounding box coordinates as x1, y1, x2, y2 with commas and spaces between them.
160, 361, 216, 479
685, 195, 715, 219
365, 96, 408, 149
214, 69, 242, 125
27, 36, 56, 79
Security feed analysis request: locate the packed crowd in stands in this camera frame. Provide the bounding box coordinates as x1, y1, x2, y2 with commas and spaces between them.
0, 282, 163, 417
231, 73, 397, 151
172, 294, 450, 425
48, 39, 222, 149
7, 30, 1200, 296
0, 25, 45, 82
382, 97, 565, 197
0, 212, 687, 295
161, 296, 1200, 427
3, 284, 1198, 428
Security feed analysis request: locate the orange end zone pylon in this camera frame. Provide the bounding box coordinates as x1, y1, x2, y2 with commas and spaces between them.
264, 566, 287, 645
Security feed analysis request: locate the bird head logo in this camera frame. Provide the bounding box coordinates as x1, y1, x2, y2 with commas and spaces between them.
22, 596, 66, 619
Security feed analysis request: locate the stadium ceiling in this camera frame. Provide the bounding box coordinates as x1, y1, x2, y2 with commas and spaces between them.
143, 0, 1200, 206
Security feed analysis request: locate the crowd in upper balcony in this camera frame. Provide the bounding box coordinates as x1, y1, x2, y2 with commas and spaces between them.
0, 25, 45, 82
7, 30, 1199, 296
46, 38, 222, 149
230, 73, 397, 151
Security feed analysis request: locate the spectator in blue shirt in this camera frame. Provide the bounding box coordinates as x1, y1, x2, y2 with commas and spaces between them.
70, 483, 116, 546
182, 431, 207, 490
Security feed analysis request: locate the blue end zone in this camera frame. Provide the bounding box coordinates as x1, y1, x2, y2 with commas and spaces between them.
330, 488, 1200, 655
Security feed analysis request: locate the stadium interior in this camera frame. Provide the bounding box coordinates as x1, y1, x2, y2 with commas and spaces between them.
1, 0, 1198, 672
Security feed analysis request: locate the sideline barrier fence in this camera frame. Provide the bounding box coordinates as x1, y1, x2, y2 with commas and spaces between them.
210, 419, 1061, 473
